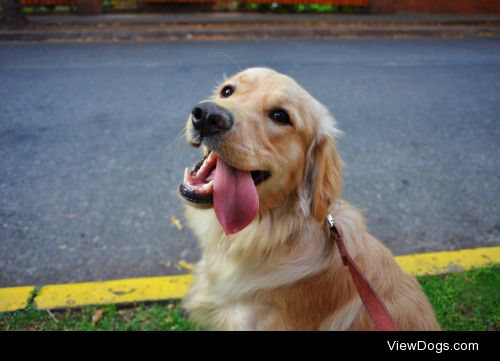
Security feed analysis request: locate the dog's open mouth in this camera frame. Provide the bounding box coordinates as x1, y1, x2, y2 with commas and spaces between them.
179, 151, 218, 205
179, 150, 270, 234
179, 151, 270, 204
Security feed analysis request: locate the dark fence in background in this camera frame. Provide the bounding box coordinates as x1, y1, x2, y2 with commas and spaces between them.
0, 0, 368, 15
2, 0, 499, 14
19, 0, 75, 4
143, 0, 368, 4
15, 0, 368, 6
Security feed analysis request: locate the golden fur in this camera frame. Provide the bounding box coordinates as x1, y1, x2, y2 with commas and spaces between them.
182, 67, 439, 330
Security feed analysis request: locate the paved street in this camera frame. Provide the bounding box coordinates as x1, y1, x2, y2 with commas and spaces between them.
1, 39, 499, 286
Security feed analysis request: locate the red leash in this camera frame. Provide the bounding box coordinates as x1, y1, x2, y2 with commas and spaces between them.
327, 214, 398, 331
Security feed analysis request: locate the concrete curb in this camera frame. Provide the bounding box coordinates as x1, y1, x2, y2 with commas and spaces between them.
1, 13, 500, 42
1, 26, 499, 42
0, 246, 498, 312
22, 13, 500, 26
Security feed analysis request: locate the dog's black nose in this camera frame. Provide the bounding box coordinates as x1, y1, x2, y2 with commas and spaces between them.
191, 102, 233, 139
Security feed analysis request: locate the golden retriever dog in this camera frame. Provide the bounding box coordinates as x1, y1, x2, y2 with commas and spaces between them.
179, 67, 439, 330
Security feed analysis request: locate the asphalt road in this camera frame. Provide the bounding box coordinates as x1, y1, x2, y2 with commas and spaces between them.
1, 39, 499, 287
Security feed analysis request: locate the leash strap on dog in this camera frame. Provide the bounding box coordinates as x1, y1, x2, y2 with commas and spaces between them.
326, 214, 398, 331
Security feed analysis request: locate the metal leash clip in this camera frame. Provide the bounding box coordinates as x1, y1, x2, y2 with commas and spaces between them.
326, 214, 335, 229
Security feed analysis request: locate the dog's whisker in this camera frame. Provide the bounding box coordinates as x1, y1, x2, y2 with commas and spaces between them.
209, 52, 244, 75
165, 132, 185, 156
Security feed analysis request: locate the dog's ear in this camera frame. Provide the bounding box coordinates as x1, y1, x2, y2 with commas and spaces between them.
311, 136, 343, 222
300, 120, 343, 222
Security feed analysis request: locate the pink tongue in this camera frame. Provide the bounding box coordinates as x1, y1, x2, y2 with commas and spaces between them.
213, 157, 259, 235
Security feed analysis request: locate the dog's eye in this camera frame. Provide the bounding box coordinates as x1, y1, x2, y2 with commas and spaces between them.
220, 85, 234, 98
269, 109, 291, 125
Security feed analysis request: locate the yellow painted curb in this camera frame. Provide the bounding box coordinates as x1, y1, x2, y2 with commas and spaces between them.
0, 246, 498, 312
35, 275, 193, 310
0, 286, 35, 312
396, 246, 500, 276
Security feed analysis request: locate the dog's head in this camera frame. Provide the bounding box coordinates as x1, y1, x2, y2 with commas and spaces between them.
180, 68, 343, 234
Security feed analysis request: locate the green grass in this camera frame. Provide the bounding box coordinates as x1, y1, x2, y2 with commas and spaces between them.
1, 266, 498, 331
418, 265, 499, 331
228, 3, 367, 14
17, 2, 367, 15
0, 301, 197, 331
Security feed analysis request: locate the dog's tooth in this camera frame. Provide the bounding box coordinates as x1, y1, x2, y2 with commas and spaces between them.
208, 152, 217, 163
199, 181, 214, 194
184, 167, 189, 182
196, 162, 205, 177
194, 152, 217, 178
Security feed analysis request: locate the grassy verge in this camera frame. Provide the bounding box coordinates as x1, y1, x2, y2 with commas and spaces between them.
1, 265, 498, 331
418, 265, 499, 331
0, 301, 197, 331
